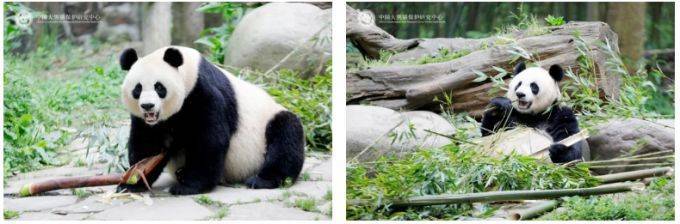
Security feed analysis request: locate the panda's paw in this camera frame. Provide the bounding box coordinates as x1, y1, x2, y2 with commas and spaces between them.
169, 183, 201, 195
488, 97, 512, 115
245, 176, 280, 189
549, 143, 568, 153
116, 183, 148, 193
549, 144, 571, 163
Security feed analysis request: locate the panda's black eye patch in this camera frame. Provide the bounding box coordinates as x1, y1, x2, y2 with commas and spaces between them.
514, 81, 522, 91
132, 83, 142, 99
155, 82, 167, 98
530, 82, 539, 94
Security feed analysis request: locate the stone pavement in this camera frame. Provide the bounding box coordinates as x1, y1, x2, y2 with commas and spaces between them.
3, 153, 331, 220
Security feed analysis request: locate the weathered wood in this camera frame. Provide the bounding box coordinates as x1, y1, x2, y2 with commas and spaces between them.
347, 21, 621, 116
346, 5, 420, 59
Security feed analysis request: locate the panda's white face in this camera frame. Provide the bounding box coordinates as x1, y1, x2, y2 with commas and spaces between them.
121, 58, 186, 125
506, 67, 561, 114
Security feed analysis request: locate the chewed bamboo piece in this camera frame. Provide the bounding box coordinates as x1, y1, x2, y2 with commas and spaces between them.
473, 127, 589, 160
19, 153, 165, 197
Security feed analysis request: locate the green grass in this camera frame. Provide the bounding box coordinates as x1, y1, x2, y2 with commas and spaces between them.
415, 48, 471, 64
294, 198, 318, 212
3, 210, 20, 219
4, 38, 127, 178
194, 195, 219, 206
539, 177, 674, 220
213, 207, 229, 220
72, 188, 93, 199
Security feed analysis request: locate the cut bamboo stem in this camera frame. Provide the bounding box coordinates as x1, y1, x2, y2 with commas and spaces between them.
588, 163, 673, 169
581, 155, 674, 166
508, 200, 559, 220
594, 167, 673, 184
619, 150, 673, 160
348, 182, 643, 207
19, 153, 166, 197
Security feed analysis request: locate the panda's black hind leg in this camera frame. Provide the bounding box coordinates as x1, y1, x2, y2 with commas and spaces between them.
246, 111, 305, 189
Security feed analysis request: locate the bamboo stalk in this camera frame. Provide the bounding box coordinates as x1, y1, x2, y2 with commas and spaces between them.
594, 167, 673, 184
581, 155, 674, 166
588, 163, 673, 169
618, 150, 673, 160
19, 174, 122, 197
508, 200, 559, 220
19, 153, 166, 197
347, 182, 643, 207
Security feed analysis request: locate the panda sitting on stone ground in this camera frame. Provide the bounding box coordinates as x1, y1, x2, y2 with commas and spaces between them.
116, 46, 305, 195
480, 62, 583, 163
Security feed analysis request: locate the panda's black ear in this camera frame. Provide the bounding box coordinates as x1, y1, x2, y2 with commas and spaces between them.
513, 61, 526, 75
549, 64, 564, 82
163, 47, 183, 68
119, 48, 138, 71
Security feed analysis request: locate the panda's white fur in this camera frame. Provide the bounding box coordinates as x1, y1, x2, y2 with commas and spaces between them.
506, 67, 561, 114
123, 46, 286, 183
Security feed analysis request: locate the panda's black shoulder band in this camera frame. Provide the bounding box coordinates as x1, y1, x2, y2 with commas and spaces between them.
163, 47, 184, 68
119, 48, 138, 71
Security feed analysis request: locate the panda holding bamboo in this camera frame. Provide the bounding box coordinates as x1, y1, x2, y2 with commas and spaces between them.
116, 46, 305, 195
480, 62, 583, 163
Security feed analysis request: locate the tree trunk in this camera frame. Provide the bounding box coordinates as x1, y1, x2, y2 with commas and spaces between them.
142, 2, 172, 54
586, 2, 600, 21
347, 21, 621, 117
172, 2, 204, 47
606, 2, 646, 68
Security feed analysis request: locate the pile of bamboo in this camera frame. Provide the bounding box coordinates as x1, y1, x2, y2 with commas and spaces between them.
348, 151, 674, 220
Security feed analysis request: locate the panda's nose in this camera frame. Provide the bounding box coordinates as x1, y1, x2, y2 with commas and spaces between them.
141, 103, 155, 111
516, 92, 526, 99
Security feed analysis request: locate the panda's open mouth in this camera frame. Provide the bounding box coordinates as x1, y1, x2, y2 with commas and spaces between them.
143, 111, 160, 124
517, 100, 532, 109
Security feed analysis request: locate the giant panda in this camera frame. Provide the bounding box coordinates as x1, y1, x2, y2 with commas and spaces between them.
480, 62, 583, 163
116, 46, 305, 195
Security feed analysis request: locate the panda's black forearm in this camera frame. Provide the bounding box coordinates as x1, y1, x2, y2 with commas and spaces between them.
546, 107, 580, 142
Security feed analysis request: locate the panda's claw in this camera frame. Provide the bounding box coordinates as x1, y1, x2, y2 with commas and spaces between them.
169, 183, 201, 195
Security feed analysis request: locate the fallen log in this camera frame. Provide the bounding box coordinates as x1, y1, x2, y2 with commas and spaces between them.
347, 20, 621, 117
348, 182, 643, 207
346, 5, 420, 59
19, 153, 165, 197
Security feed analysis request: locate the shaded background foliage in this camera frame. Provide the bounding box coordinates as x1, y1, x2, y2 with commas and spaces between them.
349, 2, 673, 50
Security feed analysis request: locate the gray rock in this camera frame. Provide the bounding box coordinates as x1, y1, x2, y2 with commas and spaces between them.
208, 186, 283, 205
224, 202, 325, 220
12, 212, 88, 220
225, 3, 331, 77
347, 105, 455, 162
94, 3, 140, 43
587, 118, 674, 172
306, 160, 331, 181
51, 196, 127, 215
89, 197, 212, 220
4, 196, 79, 212
287, 181, 332, 199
